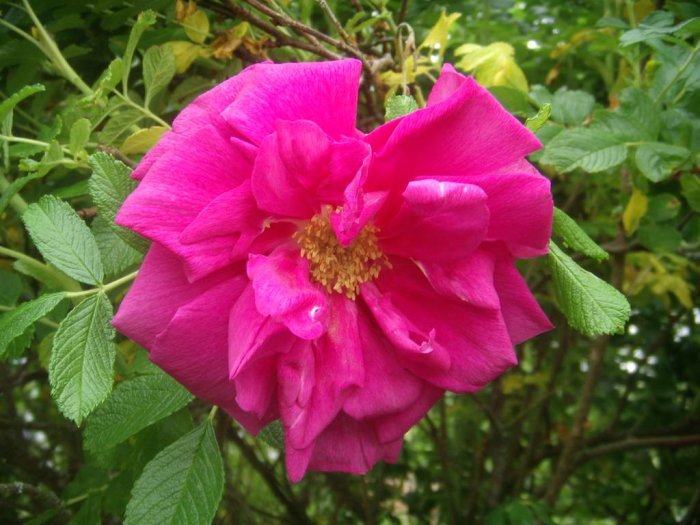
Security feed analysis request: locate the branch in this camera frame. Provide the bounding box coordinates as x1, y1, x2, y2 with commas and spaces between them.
578, 434, 700, 461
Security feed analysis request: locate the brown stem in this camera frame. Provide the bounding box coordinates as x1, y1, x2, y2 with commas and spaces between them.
315, 0, 353, 44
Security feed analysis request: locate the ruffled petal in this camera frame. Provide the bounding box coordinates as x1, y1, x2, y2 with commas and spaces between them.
342, 306, 424, 420
285, 414, 403, 482
493, 255, 553, 344
222, 60, 363, 145
247, 247, 329, 340
116, 126, 255, 281
373, 383, 443, 443
147, 259, 265, 433
113, 243, 238, 349
365, 76, 541, 191
278, 295, 364, 451
367, 258, 518, 393
251, 119, 370, 218
378, 179, 489, 262
133, 65, 259, 180
426, 63, 467, 107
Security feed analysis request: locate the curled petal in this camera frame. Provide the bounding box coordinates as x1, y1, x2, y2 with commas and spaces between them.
378, 179, 489, 262
222, 59, 363, 144
247, 247, 329, 340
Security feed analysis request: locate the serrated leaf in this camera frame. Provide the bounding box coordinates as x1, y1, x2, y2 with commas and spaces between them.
92, 216, 142, 276
0, 84, 45, 123
89, 152, 149, 252
124, 421, 224, 525
98, 108, 143, 145
123, 10, 158, 92
526, 103, 551, 132
541, 127, 628, 173
69, 118, 91, 156
548, 241, 630, 336
183, 9, 210, 44
680, 174, 700, 211
619, 87, 661, 140
84, 371, 193, 452
23, 195, 104, 285
49, 293, 115, 424
552, 208, 609, 261
0, 293, 64, 360
385, 95, 419, 121
143, 46, 176, 107
259, 420, 284, 449
95, 58, 124, 99
623, 189, 648, 235
635, 142, 690, 182
120, 126, 168, 155
550, 90, 595, 126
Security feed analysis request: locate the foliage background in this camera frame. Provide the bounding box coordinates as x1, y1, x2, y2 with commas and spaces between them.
0, 0, 699, 523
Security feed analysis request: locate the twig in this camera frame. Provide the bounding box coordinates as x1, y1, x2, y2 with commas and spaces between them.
315, 0, 353, 44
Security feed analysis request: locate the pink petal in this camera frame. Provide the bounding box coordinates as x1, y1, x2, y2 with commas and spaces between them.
133, 64, 259, 180
342, 308, 425, 420
222, 60, 363, 145
365, 76, 541, 191
367, 258, 518, 393
233, 355, 278, 424
378, 179, 489, 262
251, 120, 370, 218
116, 127, 254, 281
227, 283, 290, 378
278, 295, 364, 450
493, 255, 553, 344
450, 162, 553, 258
113, 243, 238, 349
148, 258, 265, 433
285, 414, 403, 482
373, 383, 443, 443
426, 63, 467, 107
247, 247, 329, 340
414, 249, 499, 309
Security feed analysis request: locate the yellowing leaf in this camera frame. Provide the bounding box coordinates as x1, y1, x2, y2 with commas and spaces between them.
211, 22, 249, 59
121, 126, 168, 155
419, 11, 461, 56
176, 0, 197, 22
622, 189, 648, 235
455, 42, 528, 93
183, 9, 209, 44
167, 41, 212, 73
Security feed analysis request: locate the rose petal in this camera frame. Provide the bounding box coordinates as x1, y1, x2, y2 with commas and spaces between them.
426, 63, 467, 107
222, 59, 363, 145
247, 247, 329, 340
378, 179, 490, 262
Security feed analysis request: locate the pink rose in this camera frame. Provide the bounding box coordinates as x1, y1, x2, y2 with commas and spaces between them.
113, 59, 553, 481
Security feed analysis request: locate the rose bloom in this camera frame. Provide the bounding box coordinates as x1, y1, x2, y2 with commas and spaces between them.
113, 59, 553, 482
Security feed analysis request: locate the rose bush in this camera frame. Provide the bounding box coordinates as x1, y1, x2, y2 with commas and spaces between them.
113, 59, 553, 481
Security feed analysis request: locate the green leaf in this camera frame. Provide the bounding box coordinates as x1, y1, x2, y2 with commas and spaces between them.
0, 293, 64, 360
0, 84, 45, 123
526, 103, 551, 132
550, 89, 595, 126
124, 420, 224, 525
123, 10, 158, 92
0, 269, 22, 306
22, 195, 104, 285
259, 420, 284, 449
89, 152, 149, 252
619, 87, 661, 140
143, 45, 176, 107
637, 224, 683, 252
49, 293, 115, 424
680, 174, 700, 211
548, 241, 630, 336
645, 193, 681, 222
120, 126, 168, 155
69, 118, 91, 156
635, 142, 691, 182
84, 371, 193, 453
385, 95, 419, 121
95, 58, 124, 99
552, 208, 609, 262
98, 108, 143, 145
92, 216, 143, 276
541, 128, 628, 173
0, 172, 43, 215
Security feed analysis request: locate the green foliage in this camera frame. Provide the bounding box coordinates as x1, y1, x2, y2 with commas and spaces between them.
548, 241, 630, 336
384, 94, 419, 121
124, 420, 224, 525
552, 208, 609, 262
0, 292, 64, 359
84, 371, 193, 453
49, 293, 115, 424
22, 195, 104, 285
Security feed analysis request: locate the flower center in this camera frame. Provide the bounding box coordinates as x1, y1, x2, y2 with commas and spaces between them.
293, 208, 389, 300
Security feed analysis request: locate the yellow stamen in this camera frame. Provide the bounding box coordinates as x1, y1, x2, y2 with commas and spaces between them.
293, 208, 389, 300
